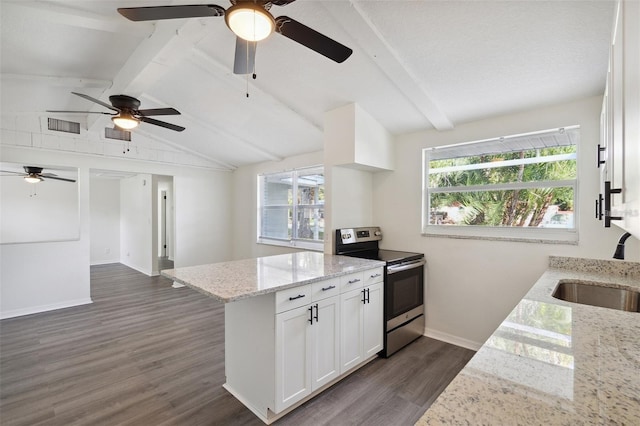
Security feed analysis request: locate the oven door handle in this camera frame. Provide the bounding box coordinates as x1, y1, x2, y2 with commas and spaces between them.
386, 258, 426, 274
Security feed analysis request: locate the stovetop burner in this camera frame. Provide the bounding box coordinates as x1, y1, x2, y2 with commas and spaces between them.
341, 249, 423, 265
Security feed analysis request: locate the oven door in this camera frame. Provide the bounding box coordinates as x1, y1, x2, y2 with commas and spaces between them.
385, 259, 425, 324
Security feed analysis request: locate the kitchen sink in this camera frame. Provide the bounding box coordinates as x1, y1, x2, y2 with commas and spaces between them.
552, 280, 640, 312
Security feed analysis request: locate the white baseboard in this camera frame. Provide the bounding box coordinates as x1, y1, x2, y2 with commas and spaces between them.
120, 261, 151, 276
90, 260, 120, 266
0, 298, 93, 320
424, 327, 483, 351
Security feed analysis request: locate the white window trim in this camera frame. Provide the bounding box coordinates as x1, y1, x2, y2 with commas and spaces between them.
422, 127, 580, 244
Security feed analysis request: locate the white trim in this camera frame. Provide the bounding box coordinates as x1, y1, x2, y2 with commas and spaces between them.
429, 179, 576, 194
424, 327, 482, 351
423, 225, 579, 244
89, 260, 120, 266
257, 238, 324, 252
0, 298, 93, 320
429, 153, 576, 174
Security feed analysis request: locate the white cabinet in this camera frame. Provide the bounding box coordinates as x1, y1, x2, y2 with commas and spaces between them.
224, 267, 383, 424
340, 280, 383, 374
599, 0, 640, 238
275, 293, 340, 413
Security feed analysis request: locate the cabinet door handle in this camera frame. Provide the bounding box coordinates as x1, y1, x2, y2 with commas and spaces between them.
289, 294, 305, 301
308, 306, 314, 324
321, 285, 336, 291
596, 193, 604, 220
604, 181, 622, 227
361, 289, 366, 304
348, 279, 361, 284
366, 288, 370, 304
313, 304, 319, 323
597, 144, 606, 168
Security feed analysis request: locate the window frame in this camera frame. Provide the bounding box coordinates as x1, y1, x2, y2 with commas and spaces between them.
257, 165, 324, 251
422, 127, 580, 244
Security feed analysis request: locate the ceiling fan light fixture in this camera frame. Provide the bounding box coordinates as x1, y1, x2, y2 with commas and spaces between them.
112, 113, 139, 130
24, 174, 43, 184
225, 3, 275, 42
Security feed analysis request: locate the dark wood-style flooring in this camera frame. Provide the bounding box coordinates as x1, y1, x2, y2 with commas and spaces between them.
0, 263, 474, 426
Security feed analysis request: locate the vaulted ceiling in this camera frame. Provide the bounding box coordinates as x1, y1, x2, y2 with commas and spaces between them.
0, 1, 615, 171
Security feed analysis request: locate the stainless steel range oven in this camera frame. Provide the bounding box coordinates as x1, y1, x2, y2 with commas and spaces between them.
335, 227, 425, 357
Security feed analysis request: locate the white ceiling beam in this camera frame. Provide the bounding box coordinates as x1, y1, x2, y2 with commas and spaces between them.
86, 19, 208, 131
1, 73, 111, 89
1, 1, 153, 36
323, 1, 454, 131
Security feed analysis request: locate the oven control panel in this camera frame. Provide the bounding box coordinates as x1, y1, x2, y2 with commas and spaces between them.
337, 227, 382, 244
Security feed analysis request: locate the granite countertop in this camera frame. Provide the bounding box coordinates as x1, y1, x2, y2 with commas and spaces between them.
161, 251, 384, 303
417, 256, 640, 425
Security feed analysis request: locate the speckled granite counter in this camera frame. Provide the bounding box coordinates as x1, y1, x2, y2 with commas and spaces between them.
161, 251, 384, 303
417, 256, 640, 425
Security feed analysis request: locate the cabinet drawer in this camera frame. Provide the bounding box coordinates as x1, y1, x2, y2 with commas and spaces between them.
276, 285, 312, 313
340, 272, 364, 292
312, 278, 340, 301
363, 268, 384, 286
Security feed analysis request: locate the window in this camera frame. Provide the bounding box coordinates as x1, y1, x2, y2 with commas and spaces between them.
258, 166, 324, 249
422, 126, 579, 242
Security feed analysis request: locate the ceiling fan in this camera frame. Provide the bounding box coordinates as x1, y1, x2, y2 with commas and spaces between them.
117, 1, 353, 75
47, 92, 185, 132
0, 166, 77, 184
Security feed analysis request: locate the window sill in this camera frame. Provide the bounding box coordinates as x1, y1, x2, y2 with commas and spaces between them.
422, 226, 578, 245
257, 238, 324, 252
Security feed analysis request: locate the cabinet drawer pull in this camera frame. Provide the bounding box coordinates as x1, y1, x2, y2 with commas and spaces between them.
348, 279, 361, 284
370, 273, 381, 278
321, 285, 336, 291
289, 294, 306, 301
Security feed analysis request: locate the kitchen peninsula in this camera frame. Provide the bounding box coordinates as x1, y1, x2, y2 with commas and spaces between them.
162, 251, 385, 424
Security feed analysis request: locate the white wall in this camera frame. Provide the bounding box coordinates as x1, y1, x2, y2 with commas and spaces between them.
89, 177, 120, 265
120, 174, 153, 275
373, 96, 639, 349
231, 150, 323, 260
0, 144, 232, 319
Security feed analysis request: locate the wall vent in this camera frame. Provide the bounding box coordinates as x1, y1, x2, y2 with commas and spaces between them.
48, 118, 80, 134
105, 127, 132, 141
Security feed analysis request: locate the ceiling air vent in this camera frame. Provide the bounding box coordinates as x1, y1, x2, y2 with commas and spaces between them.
48, 117, 80, 134
105, 127, 132, 141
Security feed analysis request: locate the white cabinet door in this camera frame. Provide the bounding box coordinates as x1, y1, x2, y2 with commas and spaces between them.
275, 304, 312, 413
311, 295, 340, 390
340, 287, 364, 374
363, 282, 384, 358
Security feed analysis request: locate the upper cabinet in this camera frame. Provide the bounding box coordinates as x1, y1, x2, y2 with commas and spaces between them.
599, 0, 640, 238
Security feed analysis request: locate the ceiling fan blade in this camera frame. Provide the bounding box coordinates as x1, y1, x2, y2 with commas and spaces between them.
233, 37, 257, 75
270, 0, 297, 6
137, 107, 181, 117
140, 117, 185, 132
71, 92, 119, 112
47, 110, 114, 115
118, 5, 225, 22
275, 16, 353, 63
42, 175, 76, 183
0, 170, 24, 175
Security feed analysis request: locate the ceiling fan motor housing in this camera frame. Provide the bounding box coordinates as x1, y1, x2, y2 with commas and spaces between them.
109, 95, 141, 111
